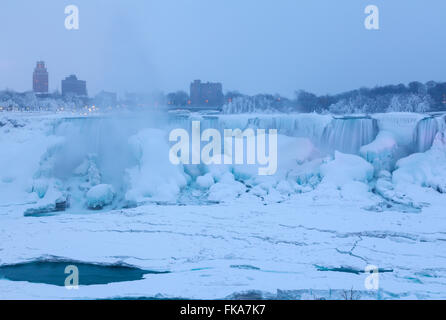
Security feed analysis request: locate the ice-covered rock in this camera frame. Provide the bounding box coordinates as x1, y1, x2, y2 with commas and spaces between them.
227, 134, 320, 201
312, 152, 375, 203
393, 130, 446, 193
360, 131, 398, 173
196, 173, 215, 189
86, 184, 115, 209
208, 181, 246, 202
24, 187, 69, 216
320, 151, 374, 187
207, 172, 246, 202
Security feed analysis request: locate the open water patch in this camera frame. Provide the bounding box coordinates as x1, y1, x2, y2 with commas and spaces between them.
0, 260, 169, 286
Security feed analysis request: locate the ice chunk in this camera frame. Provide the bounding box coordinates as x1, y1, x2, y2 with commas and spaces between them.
208, 180, 246, 202
313, 152, 375, 203
86, 184, 115, 209
196, 173, 215, 189
24, 187, 68, 216
206, 171, 246, 202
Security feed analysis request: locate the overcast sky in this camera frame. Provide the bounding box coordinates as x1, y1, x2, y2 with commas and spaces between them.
0, 0, 445, 97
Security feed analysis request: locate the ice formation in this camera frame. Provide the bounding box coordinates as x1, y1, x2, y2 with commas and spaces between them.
1, 111, 445, 212
321, 116, 378, 154
413, 116, 439, 153
360, 131, 398, 173
125, 128, 188, 204
393, 129, 446, 193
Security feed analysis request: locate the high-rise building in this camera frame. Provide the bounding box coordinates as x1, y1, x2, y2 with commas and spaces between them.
33, 61, 49, 93
61, 75, 87, 97
190, 80, 224, 108
94, 91, 117, 107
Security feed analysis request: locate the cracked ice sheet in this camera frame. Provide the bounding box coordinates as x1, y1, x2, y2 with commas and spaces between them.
0, 193, 446, 299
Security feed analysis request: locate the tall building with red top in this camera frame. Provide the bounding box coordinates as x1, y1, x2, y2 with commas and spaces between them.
33, 61, 49, 93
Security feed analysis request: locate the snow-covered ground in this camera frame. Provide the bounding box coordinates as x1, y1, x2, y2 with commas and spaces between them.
0, 111, 445, 299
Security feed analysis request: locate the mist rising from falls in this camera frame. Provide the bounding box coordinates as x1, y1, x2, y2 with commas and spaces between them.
50, 112, 169, 196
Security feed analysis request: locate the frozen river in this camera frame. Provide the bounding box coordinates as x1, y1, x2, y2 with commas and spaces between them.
1, 111, 445, 299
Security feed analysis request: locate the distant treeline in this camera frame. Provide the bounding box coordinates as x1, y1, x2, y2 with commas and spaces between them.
223, 81, 446, 114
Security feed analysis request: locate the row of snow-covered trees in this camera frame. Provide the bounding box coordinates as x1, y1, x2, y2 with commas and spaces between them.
295, 81, 445, 114
0, 90, 87, 111
223, 81, 446, 114
325, 93, 432, 114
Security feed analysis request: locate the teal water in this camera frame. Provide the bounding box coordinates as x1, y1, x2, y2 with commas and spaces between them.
0, 261, 169, 286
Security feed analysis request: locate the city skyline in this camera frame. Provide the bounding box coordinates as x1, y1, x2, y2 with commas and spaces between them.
1, 1, 446, 98
3, 58, 446, 102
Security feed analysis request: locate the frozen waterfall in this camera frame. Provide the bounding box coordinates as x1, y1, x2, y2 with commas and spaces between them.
413, 117, 439, 153
320, 117, 379, 155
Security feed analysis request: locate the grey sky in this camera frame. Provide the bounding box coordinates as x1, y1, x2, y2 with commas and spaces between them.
0, 0, 445, 97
